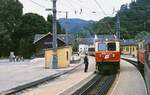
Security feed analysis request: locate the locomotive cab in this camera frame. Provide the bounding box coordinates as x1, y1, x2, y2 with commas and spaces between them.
95, 40, 120, 73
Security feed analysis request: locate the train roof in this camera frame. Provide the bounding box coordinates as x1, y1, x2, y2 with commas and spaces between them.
95, 35, 119, 42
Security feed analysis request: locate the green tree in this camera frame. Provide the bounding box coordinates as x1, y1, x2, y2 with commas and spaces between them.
0, 0, 23, 57
15, 13, 48, 58
90, 0, 150, 39
47, 15, 65, 34
91, 17, 115, 35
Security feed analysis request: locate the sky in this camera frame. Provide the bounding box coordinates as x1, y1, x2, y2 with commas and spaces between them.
19, 0, 132, 21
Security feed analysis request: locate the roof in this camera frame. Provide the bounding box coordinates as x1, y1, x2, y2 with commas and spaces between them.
144, 35, 150, 45
120, 39, 138, 46
33, 32, 66, 44
96, 35, 118, 41
78, 38, 95, 45
57, 34, 75, 44
34, 34, 45, 43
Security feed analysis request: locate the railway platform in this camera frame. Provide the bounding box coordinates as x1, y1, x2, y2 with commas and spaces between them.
20, 56, 96, 95
0, 55, 82, 94
109, 59, 147, 95
1, 55, 147, 95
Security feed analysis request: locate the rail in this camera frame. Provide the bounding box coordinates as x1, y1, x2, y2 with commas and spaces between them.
73, 74, 116, 95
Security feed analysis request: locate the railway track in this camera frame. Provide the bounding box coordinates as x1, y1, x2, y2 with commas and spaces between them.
73, 74, 116, 95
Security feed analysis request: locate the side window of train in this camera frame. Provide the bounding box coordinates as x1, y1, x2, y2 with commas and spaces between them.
107, 43, 116, 51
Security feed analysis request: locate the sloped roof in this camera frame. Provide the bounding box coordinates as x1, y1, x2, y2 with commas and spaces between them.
144, 35, 150, 44
34, 34, 45, 43
78, 38, 95, 45
57, 34, 75, 44
120, 39, 138, 46
33, 32, 66, 44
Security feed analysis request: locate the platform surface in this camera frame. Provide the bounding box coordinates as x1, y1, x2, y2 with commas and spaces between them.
21, 56, 96, 95
110, 59, 147, 95
0, 56, 81, 93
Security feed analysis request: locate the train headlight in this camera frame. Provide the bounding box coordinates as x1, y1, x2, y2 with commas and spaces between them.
112, 54, 115, 58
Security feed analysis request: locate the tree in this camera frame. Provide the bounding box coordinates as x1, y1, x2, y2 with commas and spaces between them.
90, 0, 150, 39
0, 0, 23, 57
47, 15, 65, 34
91, 17, 115, 35
14, 13, 48, 58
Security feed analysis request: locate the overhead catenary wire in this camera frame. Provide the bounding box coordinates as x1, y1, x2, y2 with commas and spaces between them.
92, 0, 115, 34
29, 0, 47, 9
94, 0, 107, 16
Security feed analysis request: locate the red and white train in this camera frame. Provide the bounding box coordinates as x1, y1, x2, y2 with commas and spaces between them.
95, 39, 120, 73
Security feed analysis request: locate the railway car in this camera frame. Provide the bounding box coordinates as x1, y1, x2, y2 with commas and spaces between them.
88, 46, 95, 56
137, 40, 145, 69
95, 39, 120, 73
143, 37, 150, 95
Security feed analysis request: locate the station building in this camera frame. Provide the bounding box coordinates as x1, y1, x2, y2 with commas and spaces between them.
120, 39, 138, 57
34, 32, 72, 68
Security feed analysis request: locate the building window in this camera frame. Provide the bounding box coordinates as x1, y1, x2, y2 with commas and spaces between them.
126, 47, 129, 52
66, 51, 69, 61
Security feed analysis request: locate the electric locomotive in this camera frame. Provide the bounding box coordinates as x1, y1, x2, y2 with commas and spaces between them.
95, 39, 120, 73
88, 46, 95, 56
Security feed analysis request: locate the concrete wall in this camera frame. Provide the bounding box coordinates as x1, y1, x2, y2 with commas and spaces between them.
45, 46, 72, 68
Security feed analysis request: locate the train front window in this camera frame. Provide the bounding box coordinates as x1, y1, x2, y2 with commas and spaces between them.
107, 43, 116, 51
98, 43, 107, 51
89, 48, 95, 52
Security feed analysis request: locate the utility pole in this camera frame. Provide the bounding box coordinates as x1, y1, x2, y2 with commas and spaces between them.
65, 11, 69, 46
52, 0, 58, 69
116, 12, 120, 39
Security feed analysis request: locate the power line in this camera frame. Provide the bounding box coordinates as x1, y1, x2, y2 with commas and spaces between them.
29, 0, 47, 9
66, 0, 77, 11
94, 0, 107, 16
92, 0, 114, 35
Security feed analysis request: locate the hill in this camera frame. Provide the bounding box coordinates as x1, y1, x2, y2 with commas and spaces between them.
90, 0, 150, 39
59, 18, 94, 33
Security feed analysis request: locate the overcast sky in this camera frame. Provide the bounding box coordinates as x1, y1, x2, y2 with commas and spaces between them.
19, 0, 132, 21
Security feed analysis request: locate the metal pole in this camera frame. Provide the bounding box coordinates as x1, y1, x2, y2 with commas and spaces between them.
116, 12, 120, 39
65, 11, 68, 46
52, 0, 58, 69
